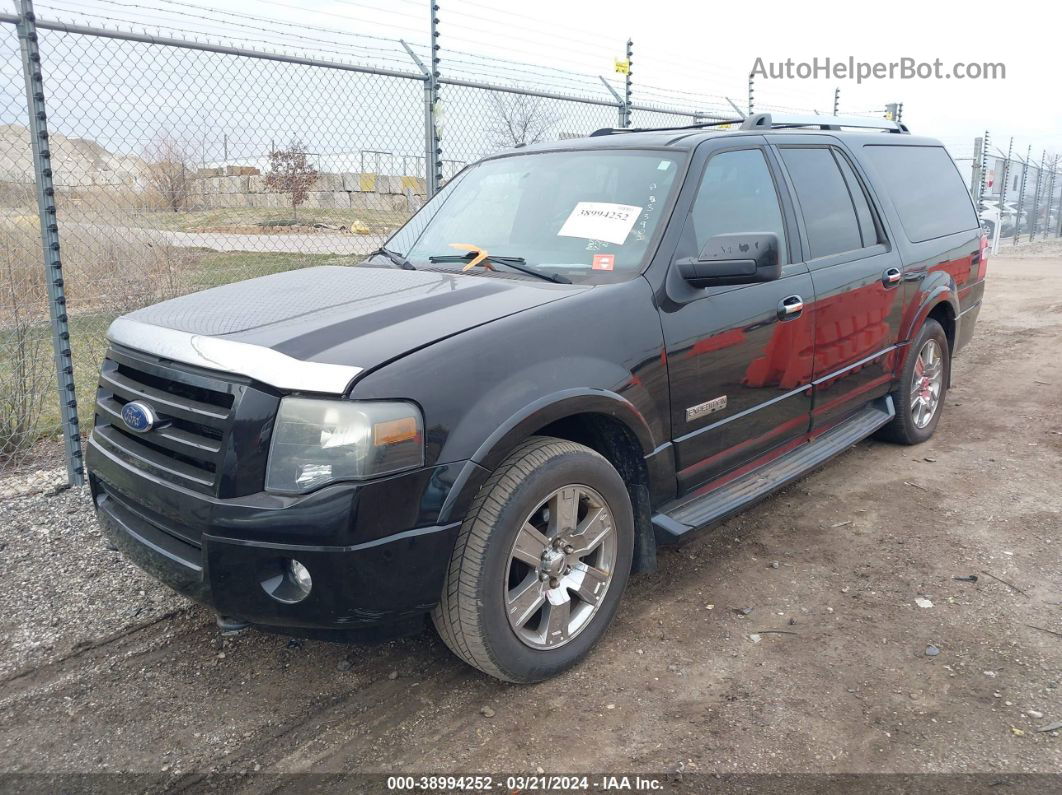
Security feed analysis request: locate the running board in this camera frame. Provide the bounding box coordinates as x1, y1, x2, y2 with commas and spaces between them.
652, 396, 895, 542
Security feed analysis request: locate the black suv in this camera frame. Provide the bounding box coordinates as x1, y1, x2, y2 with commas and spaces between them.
87, 113, 987, 682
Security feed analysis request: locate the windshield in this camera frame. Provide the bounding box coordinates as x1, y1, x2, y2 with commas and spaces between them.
386, 149, 683, 283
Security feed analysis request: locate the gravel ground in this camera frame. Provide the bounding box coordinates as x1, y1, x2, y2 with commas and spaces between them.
0, 247, 1060, 781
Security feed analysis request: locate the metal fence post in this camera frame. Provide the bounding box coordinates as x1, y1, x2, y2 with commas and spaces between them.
1014, 146, 1030, 243
15, 0, 83, 486
994, 137, 1013, 254
428, 3, 443, 192
1029, 150, 1045, 242
971, 135, 983, 201
598, 76, 625, 128
622, 38, 633, 128
977, 130, 990, 214
1057, 169, 1062, 237
1042, 156, 1058, 240
400, 39, 435, 195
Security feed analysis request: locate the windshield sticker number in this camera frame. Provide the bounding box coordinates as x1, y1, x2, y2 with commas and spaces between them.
592, 254, 615, 271
558, 202, 643, 246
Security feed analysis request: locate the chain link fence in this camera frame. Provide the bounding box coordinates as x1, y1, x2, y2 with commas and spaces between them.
0, 5, 909, 485
976, 146, 1061, 247
1, 20, 61, 475
948, 134, 1062, 250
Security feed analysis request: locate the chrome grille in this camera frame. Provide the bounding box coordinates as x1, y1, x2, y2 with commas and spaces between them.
93, 347, 236, 495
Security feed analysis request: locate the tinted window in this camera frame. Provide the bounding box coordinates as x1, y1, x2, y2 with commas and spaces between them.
686, 149, 786, 261
834, 152, 880, 247
780, 147, 863, 259
863, 145, 979, 243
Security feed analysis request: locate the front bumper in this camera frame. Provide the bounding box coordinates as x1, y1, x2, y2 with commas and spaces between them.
88, 435, 486, 632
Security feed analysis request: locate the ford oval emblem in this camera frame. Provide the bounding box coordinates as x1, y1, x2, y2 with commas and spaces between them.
120, 400, 159, 433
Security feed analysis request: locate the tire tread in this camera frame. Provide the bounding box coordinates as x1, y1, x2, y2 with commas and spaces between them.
431, 436, 606, 681
876, 318, 949, 445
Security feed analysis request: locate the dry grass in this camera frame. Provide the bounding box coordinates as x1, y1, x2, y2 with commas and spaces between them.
0, 208, 198, 324
0, 200, 197, 462
0, 178, 414, 468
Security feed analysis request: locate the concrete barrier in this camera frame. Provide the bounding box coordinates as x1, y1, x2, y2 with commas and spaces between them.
190, 171, 426, 213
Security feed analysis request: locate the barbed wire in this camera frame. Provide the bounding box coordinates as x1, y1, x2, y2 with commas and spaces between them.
30, 0, 896, 120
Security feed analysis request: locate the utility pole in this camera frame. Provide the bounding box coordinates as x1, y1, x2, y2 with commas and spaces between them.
747, 70, 755, 116
16, 0, 83, 486
832, 86, 840, 116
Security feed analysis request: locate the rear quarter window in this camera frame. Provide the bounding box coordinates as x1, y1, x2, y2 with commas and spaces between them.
862, 145, 979, 243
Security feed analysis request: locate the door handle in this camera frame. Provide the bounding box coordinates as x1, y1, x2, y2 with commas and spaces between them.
882, 267, 903, 287
778, 295, 804, 320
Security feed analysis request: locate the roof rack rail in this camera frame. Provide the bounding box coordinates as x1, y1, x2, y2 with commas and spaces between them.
589, 118, 744, 137
738, 112, 909, 133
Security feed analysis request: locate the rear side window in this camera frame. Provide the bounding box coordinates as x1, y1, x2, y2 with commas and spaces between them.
863, 145, 979, 243
779, 147, 863, 259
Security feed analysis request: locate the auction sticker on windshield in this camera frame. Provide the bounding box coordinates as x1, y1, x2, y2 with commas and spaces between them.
558, 202, 642, 245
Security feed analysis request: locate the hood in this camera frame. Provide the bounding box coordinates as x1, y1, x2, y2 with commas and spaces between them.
108, 265, 585, 394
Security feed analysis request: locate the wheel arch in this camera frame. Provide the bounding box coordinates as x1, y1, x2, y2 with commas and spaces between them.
904, 285, 959, 387
441, 390, 659, 573
926, 301, 956, 355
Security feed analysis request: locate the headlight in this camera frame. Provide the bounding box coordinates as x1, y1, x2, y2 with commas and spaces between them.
265, 398, 424, 494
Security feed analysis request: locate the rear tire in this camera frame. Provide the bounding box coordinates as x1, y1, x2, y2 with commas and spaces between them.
877, 318, 950, 445
432, 436, 634, 683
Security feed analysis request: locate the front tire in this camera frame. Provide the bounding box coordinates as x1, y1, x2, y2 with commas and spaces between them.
432, 436, 634, 683
877, 318, 950, 445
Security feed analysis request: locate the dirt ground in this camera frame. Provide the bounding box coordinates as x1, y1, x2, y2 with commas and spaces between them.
0, 250, 1060, 785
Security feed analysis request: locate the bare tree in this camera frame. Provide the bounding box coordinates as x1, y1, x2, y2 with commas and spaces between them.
487, 93, 559, 149
143, 135, 190, 213
265, 140, 318, 220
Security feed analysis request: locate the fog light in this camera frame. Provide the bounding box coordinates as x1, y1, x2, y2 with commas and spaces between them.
288, 559, 312, 592
260, 558, 312, 603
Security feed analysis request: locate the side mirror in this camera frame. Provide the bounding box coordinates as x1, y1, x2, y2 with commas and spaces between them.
677, 232, 782, 288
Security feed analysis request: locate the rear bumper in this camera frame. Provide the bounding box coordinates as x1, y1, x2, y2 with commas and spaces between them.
88, 435, 481, 631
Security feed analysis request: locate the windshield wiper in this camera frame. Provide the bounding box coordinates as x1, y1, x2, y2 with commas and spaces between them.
367, 246, 416, 270
428, 253, 571, 284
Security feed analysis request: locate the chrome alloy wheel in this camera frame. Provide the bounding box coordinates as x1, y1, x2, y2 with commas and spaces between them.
911, 338, 944, 429
504, 485, 618, 649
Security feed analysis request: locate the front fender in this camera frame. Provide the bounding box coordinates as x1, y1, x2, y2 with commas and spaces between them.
469, 387, 656, 472
434, 387, 657, 526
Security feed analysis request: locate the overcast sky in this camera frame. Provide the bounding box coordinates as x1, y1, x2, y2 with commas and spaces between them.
18, 0, 1062, 163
